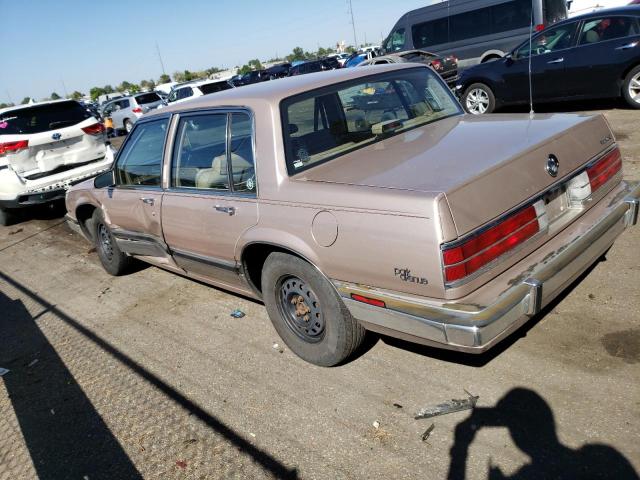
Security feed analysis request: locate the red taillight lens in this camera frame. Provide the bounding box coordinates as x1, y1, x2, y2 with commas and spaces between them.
442, 205, 540, 283
535, 24, 545, 32
81, 123, 106, 135
587, 148, 622, 192
132, 107, 143, 113
0, 140, 28, 156
351, 294, 386, 308
431, 59, 442, 70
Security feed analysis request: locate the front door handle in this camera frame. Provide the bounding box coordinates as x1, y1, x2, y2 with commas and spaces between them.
140, 197, 155, 206
615, 41, 638, 51
215, 205, 236, 216
547, 57, 564, 64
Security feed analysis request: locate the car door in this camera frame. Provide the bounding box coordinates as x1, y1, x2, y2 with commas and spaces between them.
111, 99, 128, 129
161, 110, 258, 288
565, 15, 640, 98
100, 117, 169, 258
503, 21, 579, 103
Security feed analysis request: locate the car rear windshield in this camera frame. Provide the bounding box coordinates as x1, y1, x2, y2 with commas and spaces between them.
199, 81, 233, 95
281, 67, 462, 175
0, 101, 92, 135
135, 92, 161, 104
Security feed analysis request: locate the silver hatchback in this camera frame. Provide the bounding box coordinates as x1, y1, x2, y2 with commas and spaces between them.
102, 92, 163, 134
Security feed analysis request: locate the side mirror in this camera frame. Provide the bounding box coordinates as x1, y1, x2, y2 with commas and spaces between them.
94, 169, 116, 188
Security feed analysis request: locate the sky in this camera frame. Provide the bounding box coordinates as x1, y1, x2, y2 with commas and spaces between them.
0, 0, 434, 103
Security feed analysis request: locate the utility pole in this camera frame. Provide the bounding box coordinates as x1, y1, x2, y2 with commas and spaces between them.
61, 79, 68, 98
156, 41, 167, 75
5, 90, 14, 105
347, 0, 358, 48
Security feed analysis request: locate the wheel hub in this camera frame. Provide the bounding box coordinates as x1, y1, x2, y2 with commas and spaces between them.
278, 276, 325, 342
466, 88, 490, 114
98, 224, 114, 261
629, 73, 640, 104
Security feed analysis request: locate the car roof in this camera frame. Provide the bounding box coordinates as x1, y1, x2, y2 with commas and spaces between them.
145, 63, 430, 118
560, 5, 639, 22
0, 98, 77, 115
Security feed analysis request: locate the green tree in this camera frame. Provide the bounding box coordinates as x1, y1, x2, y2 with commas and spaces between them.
345, 45, 357, 54
70, 91, 84, 100
50, 92, 61, 100
116, 81, 132, 93
286, 47, 306, 62
20, 97, 31, 104
140, 79, 156, 91
103, 85, 115, 94
158, 74, 171, 84
0, 102, 12, 109
128, 83, 141, 94
89, 87, 106, 101
205, 67, 223, 76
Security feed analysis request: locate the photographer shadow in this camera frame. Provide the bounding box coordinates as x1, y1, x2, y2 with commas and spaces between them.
448, 388, 638, 480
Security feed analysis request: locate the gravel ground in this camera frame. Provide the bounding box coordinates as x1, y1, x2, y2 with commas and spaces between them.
0, 105, 638, 480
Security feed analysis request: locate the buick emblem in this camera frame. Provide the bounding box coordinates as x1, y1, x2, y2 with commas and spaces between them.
51, 132, 62, 141
546, 155, 559, 177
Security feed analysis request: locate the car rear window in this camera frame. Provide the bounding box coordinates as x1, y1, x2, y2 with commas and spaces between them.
281, 67, 462, 175
135, 92, 161, 104
199, 81, 233, 95
0, 101, 92, 135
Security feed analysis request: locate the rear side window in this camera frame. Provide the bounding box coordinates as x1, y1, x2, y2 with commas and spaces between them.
579, 16, 639, 45
135, 92, 161, 104
412, 18, 448, 48
199, 81, 233, 95
0, 101, 92, 135
115, 119, 168, 187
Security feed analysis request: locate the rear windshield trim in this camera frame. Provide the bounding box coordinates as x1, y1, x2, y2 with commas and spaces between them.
279, 66, 463, 176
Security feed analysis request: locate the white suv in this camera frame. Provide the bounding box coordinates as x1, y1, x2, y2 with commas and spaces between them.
159, 78, 234, 108
0, 100, 112, 225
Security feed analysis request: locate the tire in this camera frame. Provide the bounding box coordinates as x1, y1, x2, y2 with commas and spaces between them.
0, 207, 16, 227
92, 209, 132, 276
124, 119, 133, 133
462, 83, 496, 114
261, 252, 365, 366
622, 65, 640, 109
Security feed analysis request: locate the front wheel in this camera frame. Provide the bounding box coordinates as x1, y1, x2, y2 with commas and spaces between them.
124, 119, 133, 133
462, 83, 496, 114
92, 209, 132, 276
622, 65, 640, 109
261, 252, 365, 366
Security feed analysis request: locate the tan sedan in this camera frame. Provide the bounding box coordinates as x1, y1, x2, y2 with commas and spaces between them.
65, 64, 639, 366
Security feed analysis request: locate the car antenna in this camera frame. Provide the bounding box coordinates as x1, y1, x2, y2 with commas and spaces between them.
528, 1, 535, 117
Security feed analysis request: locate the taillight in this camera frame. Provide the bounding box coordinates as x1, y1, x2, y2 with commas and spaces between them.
351, 294, 386, 308
0, 140, 28, 157
442, 205, 541, 283
535, 24, 545, 32
431, 59, 442, 70
587, 147, 622, 192
81, 123, 106, 135
132, 107, 143, 114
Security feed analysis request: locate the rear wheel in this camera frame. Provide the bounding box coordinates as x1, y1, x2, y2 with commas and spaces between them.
462, 83, 496, 114
0, 207, 16, 227
124, 119, 133, 133
92, 209, 131, 275
261, 252, 365, 366
622, 65, 640, 109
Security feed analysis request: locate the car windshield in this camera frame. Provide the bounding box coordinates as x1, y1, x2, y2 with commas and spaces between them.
281, 67, 462, 174
135, 92, 161, 104
0, 101, 92, 135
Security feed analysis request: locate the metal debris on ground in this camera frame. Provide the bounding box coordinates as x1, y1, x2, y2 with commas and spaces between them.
421, 423, 435, 442
230, 309, 246, 318
415, 390, 479, 420
0, 368, 9, 376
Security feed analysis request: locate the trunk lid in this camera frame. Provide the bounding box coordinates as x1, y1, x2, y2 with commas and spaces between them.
299, 113, 614, 235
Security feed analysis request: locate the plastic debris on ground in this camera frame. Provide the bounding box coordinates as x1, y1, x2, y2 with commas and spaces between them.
230, 309, 246, 318
272, 343, 284, 353
415, 390, 479, 420
372, 421, 380, 429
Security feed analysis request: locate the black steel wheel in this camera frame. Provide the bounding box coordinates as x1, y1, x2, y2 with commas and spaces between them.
277, 275, 325, 343
92, 209, 132, 276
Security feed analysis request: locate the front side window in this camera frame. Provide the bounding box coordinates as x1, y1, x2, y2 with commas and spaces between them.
115, 118, 168, 187
281, 68, 461, 175
517, 23, 577, 57
384, 28, 406, 52
579, 16, 639, 45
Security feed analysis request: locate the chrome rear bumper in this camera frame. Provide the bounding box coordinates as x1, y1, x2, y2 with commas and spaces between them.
335, 181, 640, 353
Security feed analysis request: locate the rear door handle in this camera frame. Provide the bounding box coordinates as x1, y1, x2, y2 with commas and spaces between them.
615, 41, 638, 51
547, 57, 564, 64
140, 197, 155, 206
215, 205, 236, 216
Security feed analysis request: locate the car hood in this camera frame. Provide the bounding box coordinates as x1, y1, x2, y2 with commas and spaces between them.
298, 113, 614, 235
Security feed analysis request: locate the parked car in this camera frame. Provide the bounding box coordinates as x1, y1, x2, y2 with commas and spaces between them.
265, 63, 292, 79
65, 64, 639, 366
328, 52, 351, 67
288, 59, 337, 76
234, 70, 270, 86
160, 79, 234, 108
97, 92, 124, 106
344, 52, 374, 68
0, 100, 112, 225
456, 6, 640, 113
382, 0, 568, 67
101, 92, 164, 133
359, 50, 459, 86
